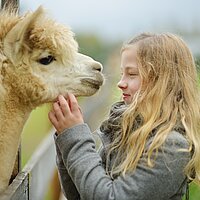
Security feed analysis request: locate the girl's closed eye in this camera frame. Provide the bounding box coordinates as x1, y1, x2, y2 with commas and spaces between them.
129, 72, 138, 77
127, 67, 139, 77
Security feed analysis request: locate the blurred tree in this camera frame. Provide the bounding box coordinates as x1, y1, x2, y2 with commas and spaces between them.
76, 33, 120, 65
196, 56, 200, 72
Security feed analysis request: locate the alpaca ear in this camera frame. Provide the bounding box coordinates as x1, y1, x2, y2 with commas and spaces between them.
3, 6, 44, 64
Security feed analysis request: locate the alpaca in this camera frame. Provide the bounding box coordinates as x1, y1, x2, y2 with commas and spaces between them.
0, 6, 104, 193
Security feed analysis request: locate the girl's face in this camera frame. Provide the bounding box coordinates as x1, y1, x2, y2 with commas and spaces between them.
118, 45, 141, 104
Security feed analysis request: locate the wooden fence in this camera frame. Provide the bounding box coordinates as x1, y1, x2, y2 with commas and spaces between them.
0, 129, 57, 200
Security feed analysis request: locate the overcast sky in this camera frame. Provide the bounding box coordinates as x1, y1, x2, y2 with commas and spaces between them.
19, 0, 200, 43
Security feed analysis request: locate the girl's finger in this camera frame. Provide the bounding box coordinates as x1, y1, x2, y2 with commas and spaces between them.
78, 106, 83, 115
48, 111, 58, 127
67, 93, 80, 112
53, 102, 64, 121
58, 95, 70, 116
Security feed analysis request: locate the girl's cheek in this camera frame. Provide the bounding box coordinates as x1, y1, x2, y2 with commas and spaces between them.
132, 79, 141, 91
136, 78, 141, 89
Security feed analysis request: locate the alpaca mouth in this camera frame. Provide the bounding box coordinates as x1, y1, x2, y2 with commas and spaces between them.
81, 78, 103, 89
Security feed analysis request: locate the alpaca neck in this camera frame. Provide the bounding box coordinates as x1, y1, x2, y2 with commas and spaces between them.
0, 97, 32, 193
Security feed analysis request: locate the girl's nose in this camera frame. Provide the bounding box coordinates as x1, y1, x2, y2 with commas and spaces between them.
117, 79, 127, 90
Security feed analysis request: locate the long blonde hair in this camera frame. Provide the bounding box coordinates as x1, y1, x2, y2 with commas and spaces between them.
110, 33, 200, 183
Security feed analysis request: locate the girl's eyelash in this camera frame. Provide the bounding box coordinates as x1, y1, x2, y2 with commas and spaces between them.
129, 73, 138, 76
120, 72, 138, 76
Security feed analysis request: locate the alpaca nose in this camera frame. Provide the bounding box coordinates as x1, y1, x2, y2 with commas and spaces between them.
92, 62, 103, 72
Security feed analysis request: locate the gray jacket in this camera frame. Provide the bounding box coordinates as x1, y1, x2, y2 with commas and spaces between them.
54, 123, 190, 200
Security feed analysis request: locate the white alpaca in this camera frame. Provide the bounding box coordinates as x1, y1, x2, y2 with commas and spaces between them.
0, 6, 104, 193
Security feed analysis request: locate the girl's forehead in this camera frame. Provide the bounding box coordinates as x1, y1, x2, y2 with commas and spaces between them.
120, 66, 138, 71
121, 46, 138, 62
122, 44, 138, 52
121, 45, 139, 60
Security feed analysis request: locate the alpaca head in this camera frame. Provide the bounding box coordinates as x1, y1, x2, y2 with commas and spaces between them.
0, 6, 104, 108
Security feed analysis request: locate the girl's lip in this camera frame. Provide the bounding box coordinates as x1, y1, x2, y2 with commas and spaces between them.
123, 93, 131, 97
122, 93, 131, 101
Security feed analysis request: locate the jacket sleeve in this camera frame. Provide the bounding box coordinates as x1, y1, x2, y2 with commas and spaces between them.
54, 134, 80, 200
55, 123, 190, 200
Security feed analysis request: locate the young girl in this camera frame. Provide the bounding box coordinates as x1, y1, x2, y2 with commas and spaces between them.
48, 33, 200, 200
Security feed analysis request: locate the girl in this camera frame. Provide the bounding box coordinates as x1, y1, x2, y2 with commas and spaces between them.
48, 33, 200, 200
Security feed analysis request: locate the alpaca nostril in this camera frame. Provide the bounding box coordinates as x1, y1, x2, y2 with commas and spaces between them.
92, 62, 103, 72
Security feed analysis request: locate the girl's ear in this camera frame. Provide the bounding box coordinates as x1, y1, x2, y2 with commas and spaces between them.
3, 6, 44, 64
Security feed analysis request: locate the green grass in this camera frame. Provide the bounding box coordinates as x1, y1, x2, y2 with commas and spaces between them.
21, 103, 52, 167
190, 183, 200, 199
182, 183, 200, 200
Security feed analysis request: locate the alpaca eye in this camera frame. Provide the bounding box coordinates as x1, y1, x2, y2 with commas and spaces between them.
38, 55, 55, 65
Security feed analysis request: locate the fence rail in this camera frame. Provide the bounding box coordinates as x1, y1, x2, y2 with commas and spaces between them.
0, 129, 56, 200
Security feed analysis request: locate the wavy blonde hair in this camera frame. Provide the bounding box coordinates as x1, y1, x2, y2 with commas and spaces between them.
109, 33, 200, 184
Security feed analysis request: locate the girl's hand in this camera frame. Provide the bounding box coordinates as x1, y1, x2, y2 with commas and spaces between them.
48, 93, 84, 134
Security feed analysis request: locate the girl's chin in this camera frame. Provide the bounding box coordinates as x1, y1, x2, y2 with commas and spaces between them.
124, 101, 131, 105
123, 97, 132, 105
122, 96, 132, 105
